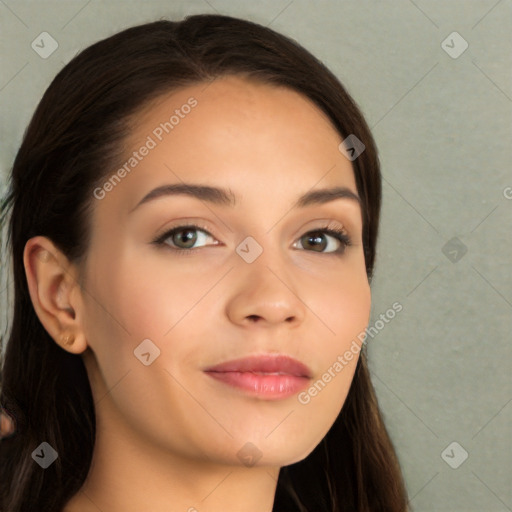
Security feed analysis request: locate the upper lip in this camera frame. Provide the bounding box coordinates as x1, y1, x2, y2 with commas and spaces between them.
204, 354, 312, 378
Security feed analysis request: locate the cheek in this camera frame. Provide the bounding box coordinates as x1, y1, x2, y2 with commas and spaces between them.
80, 258, 206, 442
85, 249, 203, 341
79, 254, 164, 381
309, 256, 372, 349
298, 261, 370, 414
81, 248, 216, 401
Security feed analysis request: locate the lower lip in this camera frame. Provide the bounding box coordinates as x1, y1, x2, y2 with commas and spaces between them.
204, 371, 310, 399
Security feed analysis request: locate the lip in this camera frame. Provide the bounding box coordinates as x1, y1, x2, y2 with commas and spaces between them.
203, 354, 312, 400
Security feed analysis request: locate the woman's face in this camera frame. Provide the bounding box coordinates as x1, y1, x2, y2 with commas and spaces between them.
78, 75, 371, 468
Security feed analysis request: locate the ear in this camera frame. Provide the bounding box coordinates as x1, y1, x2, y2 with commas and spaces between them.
23, 236, 88, 354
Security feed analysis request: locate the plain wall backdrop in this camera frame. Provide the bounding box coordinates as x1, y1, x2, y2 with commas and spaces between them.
1, 1, 511, 511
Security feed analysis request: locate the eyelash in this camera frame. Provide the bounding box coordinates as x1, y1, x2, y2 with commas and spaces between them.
152, 223, 352, 256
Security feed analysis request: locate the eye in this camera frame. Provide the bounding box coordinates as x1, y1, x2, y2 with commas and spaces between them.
153, 224, 217, 251
294, 227, 352, 255
152, 223, 352, 255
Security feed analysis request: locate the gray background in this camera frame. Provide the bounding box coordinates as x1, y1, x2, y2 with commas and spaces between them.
1, 1, 511, 510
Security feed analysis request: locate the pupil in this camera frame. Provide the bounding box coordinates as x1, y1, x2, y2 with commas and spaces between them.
304, 232, 326, 251
176, 229, 197, 248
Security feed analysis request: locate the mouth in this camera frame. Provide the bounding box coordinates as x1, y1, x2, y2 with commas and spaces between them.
203, 354, 312, 400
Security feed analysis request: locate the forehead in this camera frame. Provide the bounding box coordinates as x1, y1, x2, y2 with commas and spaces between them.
93, 75, 360, 222
128, 74, 344, 153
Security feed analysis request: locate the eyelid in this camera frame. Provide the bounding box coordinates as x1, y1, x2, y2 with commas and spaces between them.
153, 220, 216, 243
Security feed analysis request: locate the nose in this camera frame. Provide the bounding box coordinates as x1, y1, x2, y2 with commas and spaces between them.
225, 247, 307, 328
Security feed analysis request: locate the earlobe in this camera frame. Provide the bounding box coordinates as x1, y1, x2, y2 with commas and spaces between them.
23, 236, 87, 354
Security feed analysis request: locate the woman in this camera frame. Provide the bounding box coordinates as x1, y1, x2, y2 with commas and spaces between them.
0, 13, 409, 512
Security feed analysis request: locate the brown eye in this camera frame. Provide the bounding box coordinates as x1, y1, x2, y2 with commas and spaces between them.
301, 231, 328, 252
296, 228, 351, 254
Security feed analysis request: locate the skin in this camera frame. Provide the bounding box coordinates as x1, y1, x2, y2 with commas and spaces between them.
0, 410, 14, 437
24, 75, 371, 512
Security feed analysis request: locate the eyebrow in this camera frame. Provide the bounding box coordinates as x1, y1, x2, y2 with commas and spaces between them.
128, 182, 361, 214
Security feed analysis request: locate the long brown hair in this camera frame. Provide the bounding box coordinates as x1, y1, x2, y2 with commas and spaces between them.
0, 14, 409, 511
